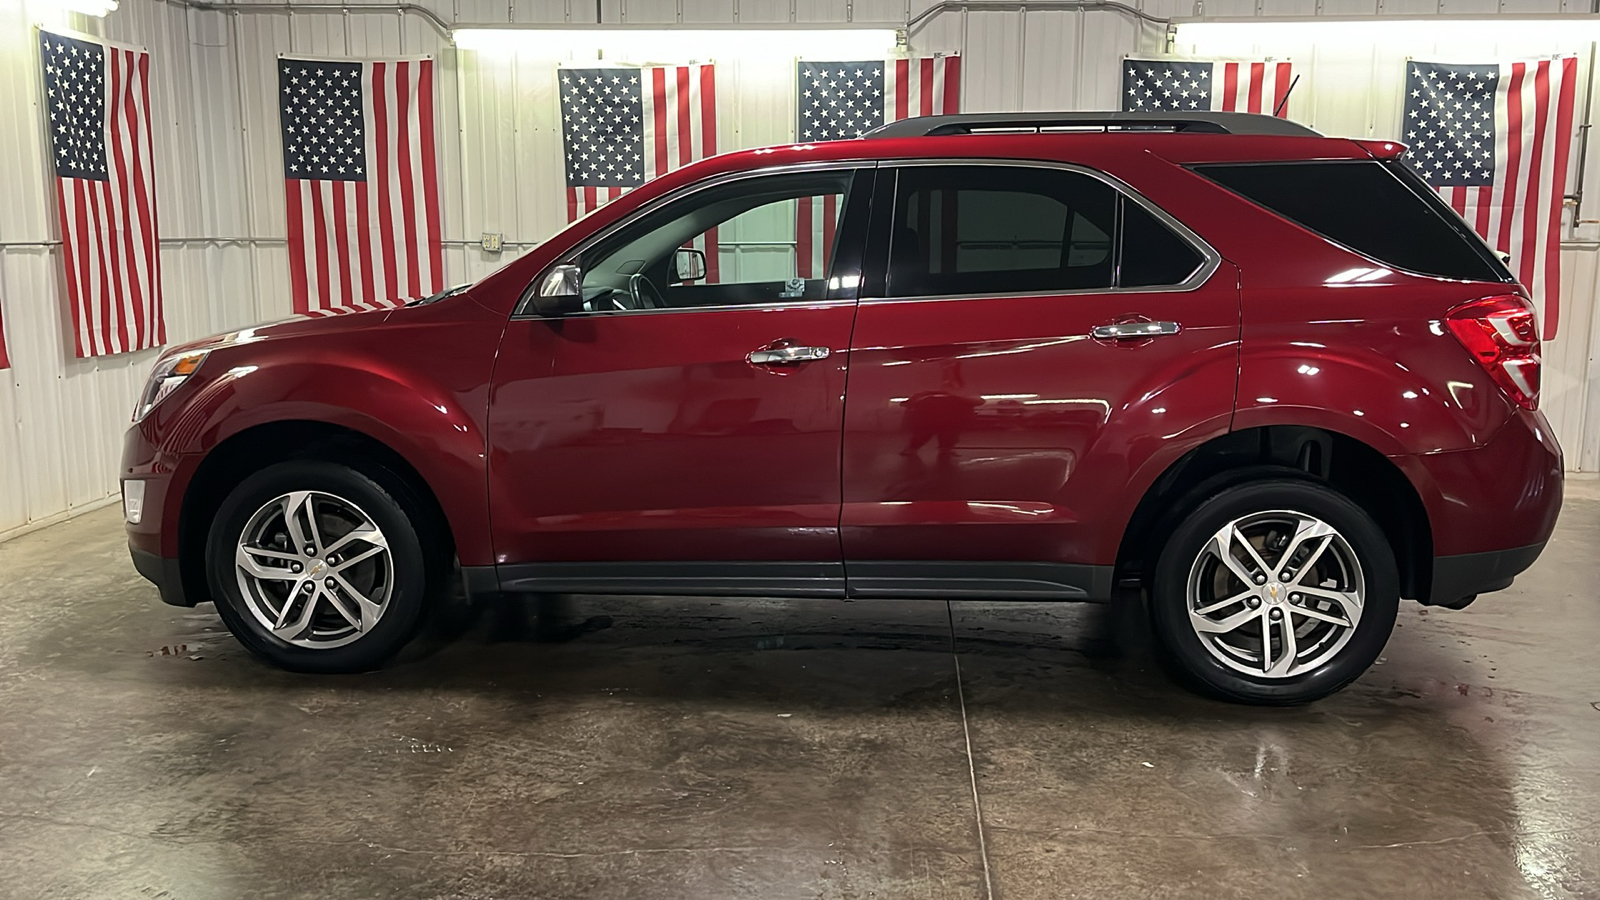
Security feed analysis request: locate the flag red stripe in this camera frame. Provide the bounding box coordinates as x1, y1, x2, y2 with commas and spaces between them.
73, 183, 96, 355
920, 58, 935, 116
567, 187, 579, 223
286, 183, 309, 314
942, 56, 962, 112
676, 66, 692, 168
394, 61, 421, 300
1497, 63, 1526, 263
309, 184, 330, 312
1448, 188, 1468, 218
89, 185, 115, 356
700, 65, 719, 283
895, 59, 911, 120
1222, 63, 1239, 112
331, 180, 354, 306
1247, 62, 1265, 114
1545, 56, 1578, 339
652, 67, 669, 176
59, 184, 86, 357
417, 60, 443, 293
373, 62, 399, 306
107, 180, 131, 352
355, 181, 375, 304
1475, 185, 1492, 238
1273, 61, 1292, 117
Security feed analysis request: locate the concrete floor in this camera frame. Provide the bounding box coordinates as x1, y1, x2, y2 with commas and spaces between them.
1, 485, 1597, 900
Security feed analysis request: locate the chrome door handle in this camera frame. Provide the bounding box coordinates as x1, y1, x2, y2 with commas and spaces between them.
747, 344, 831, 365
1091, 321, 1182, 340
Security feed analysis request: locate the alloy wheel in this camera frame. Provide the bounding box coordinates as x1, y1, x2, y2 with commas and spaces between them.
1185, 509, 1365, 679
234, 490, 394, 649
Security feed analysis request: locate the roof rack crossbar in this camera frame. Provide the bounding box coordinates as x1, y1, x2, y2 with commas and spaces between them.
862, 111, 1323, 139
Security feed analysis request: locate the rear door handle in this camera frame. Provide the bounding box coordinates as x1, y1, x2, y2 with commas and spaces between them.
1091, 321, 1182, 340
748, 343, 831, 365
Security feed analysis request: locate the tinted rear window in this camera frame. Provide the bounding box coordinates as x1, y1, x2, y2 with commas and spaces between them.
1195, 160, 1510, 283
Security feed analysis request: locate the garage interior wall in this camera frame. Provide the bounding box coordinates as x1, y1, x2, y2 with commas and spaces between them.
0, 0, 1596, 539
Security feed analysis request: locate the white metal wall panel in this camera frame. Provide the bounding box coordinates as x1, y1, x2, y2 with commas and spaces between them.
0, 0, 206, 537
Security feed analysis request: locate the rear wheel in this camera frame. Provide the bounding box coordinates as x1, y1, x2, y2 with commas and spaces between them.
1149, 477, 1399, 704
206, 460, 436, 673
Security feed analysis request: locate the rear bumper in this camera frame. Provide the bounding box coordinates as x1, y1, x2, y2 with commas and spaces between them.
130, 546, 195, 607
1426, 540, 1547, 609
1406, 408, 1563, 557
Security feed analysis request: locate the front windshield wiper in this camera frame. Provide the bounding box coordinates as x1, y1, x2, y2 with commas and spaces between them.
407, 283, 471, 307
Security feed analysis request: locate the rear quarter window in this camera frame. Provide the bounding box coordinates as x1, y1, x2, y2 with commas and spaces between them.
1194, 160, 1512, 283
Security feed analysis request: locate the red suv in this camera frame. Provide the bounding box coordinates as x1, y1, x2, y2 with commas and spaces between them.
122, 112, 1562, 703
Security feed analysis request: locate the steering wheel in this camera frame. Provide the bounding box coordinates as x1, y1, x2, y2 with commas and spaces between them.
627, 272, 667, 310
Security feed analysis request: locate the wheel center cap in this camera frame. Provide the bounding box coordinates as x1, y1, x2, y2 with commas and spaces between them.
1265, 582, 1285, 605
309, 560, 328, 579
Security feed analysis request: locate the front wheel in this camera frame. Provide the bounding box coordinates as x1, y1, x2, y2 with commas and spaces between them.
205, 460, 436, 673
1149, 477, 1400, 704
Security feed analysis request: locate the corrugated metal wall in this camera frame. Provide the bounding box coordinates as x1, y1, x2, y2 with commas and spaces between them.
1, 0, 1596, 537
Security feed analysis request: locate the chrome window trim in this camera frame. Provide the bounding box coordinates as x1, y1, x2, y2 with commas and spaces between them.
513, 160, 874, 320
867, 157, 1222, 304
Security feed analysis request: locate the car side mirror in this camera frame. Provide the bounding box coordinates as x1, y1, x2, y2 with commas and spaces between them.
531, 263, 585, 317
672, 248, 707, 284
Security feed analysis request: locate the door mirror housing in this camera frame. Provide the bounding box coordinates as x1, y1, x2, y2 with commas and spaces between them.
671, 248, 707, 283
531, 263, 585, 317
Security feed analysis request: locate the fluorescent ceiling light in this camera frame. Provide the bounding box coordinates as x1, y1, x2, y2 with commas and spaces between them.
453, 27, 901, 60
1178, 17, 1600, 45
54, 0, 119, 14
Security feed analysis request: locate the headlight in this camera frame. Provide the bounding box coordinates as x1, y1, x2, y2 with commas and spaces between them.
133, 350, 209, 422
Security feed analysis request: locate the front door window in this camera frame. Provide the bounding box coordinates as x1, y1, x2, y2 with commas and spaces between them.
577, 170, 859, 312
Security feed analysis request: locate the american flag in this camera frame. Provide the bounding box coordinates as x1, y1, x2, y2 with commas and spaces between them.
40, 31, 164, 358
1404, 58, 1577, 340
278, 57, 443, 316
795, 56, 961, 277
1121, 57, 1295, 118
559, 65, 719, 280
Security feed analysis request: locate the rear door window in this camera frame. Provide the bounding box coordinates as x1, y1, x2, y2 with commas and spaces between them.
1194, 160, 1512, 282
885, 165, 1117, 298
880, 164, 1212, 298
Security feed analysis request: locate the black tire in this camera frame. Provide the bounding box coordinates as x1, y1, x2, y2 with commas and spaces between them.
205, 459, 438, 673
1149, 476, 1399, 705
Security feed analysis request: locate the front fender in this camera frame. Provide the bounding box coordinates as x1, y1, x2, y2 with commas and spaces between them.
147, 301, 502, 566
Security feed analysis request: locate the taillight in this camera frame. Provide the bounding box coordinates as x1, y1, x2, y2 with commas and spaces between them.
1445, 295, 1540, 410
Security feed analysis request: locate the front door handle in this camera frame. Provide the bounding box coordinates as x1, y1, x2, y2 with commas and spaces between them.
748, 343, 831, 365
1091, 321, 1182, 340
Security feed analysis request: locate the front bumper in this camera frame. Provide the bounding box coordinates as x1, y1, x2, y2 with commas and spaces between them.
123, 417, 200, 607
130, 546, 194, 607
1426, 540, 1547, 609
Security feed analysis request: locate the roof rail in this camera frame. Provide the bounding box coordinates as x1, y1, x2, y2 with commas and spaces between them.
862, 111, 1323, 139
